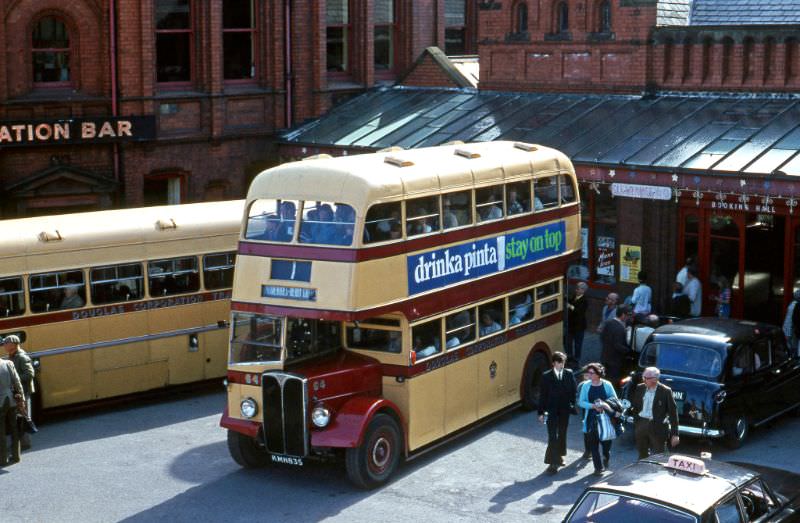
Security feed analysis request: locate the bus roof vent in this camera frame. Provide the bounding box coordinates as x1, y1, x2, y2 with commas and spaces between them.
38, 230, 63, 242
378, 146, 404, 153
444, 140, 464, 146
384, 155, 414, 168
514, 142, 539, 152
455, 148, 480, 159
303, 154, 333, 161
156, 218, 177, 230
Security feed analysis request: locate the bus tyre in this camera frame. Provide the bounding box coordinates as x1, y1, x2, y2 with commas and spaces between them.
521, 352, 548, 411
723, 415, 748, 449
345, 413, 402, 489
227, 430, 269, 468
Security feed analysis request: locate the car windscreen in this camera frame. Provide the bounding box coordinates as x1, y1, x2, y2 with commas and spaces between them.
639, 342, 724, 380
567, 491, 697, 523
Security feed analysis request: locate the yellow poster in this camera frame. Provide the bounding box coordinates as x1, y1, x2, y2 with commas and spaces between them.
620, 244, 641, 283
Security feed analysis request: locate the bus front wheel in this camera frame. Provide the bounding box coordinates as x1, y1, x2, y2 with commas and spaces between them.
345, 413, 402, 489
227, 430, 269, 468
521, 352, 548, 411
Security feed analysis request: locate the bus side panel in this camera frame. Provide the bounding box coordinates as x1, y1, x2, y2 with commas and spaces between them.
444, 356, 478, 434
381, 376, 408, 433
93, 359, 169, 399
201, 298, 231, 380
147, 303, 204, 384
352, 257, 406, 310
507, 333, 533, 403
32, 320, 93, 408
89, 313, 150, 370
407, 369, 446, 451
477, 345, 509, 418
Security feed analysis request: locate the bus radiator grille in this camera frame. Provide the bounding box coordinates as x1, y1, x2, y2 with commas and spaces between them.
261, 372, 308, 457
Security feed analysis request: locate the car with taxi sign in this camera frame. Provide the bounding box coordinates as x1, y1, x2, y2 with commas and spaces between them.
621, 318, 800, 448
564, 453, 800, 522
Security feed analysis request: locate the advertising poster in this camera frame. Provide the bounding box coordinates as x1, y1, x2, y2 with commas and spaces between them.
596, 236, 615, 278
620, 244, 641, 283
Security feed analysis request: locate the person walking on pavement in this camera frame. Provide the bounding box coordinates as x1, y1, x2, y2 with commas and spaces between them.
600, 304, 631, 386
684, 267, 702, 317
595, 293, 619, 333
538, 352, 577, 475
3, 335, 34, 449
0, 357, 23, 466
630, 367, 680, 459
577, 362, 620, 476
567, 282, 588, 365
630, 271, 652, 319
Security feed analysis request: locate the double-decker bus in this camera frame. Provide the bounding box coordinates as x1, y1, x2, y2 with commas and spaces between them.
0, 200, 242, 414
221, 141, 581, 488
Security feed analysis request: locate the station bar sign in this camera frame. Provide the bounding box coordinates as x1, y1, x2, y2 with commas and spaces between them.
0, 116, 156, 147
407, 221, 566, 295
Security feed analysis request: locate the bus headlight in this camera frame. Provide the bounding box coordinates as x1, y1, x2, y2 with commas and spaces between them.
240, 397, 258, 418
311, 405, 331, 428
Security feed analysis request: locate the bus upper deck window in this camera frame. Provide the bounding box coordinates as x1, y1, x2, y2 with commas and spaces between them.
506, 181, 531, 216
91, 263, 144, 304
29, 270, 86, 313
442, 190, 472, 229
364, 202, 402, 244
299, 202, 355, 246
559, 174, 576, 203
0, 276, 25, 317
148, 257, 199, 296
476, 185, 504, 222
445, 309, 475, 349
406, 196, 440, 237
245, 199, 298, 242
203, 252, 236, 290
534, 176, 559, 210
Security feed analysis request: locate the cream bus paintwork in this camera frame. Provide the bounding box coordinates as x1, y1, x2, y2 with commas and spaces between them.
0, 200, 243, 408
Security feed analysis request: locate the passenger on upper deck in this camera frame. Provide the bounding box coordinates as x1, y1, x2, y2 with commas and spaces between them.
479, 312, 502, 336
274, 201, 296, 242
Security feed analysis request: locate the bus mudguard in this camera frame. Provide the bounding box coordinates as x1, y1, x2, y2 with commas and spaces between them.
310, 396, 405, 449
219, 406, 260, 438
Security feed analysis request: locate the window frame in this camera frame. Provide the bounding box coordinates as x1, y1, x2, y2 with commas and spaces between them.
373, 0, 397, 78
444, 0, 467, 55
31, 15, 72, 88
326, 0, 352, 77
90, 262, 145, 305
0, 276, 26, 317
514, 1, 529, 34
222, 0, 257, 83
147, 255, 200, 297
203, 251, 236, 290
29, 269, 86, 313
154, 0, 195, 88
556, 1, 569, 34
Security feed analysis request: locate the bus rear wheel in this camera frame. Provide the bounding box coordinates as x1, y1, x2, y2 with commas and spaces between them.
345, 413, 402, 489
521, 352, 548, 411
227, 430, 269, 468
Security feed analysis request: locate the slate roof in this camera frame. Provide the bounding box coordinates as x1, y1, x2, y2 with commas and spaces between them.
282, 86, 800, 178
690, 0, 800, 26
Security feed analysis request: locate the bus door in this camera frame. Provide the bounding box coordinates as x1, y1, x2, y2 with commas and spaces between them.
199, 252, 236, 379
87, 262, 166, 400
145, 257, 205, 385
442, 308, 478, 433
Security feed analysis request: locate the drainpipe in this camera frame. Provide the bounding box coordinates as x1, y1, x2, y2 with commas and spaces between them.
109, 0, 121, 198
284, 0, 293, 127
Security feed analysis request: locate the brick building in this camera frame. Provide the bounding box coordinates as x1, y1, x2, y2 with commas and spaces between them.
282, 0, 800, 326
0, 0, 478, 217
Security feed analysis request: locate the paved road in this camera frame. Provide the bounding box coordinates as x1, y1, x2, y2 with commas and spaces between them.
2, 378, 799, 523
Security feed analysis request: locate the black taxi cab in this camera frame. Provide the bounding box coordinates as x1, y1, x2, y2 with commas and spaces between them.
564, 454, 800, 522
621, 318, 800, 448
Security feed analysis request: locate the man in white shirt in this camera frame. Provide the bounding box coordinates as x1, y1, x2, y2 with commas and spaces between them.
684, 267, 702, 317
631, 271, 652, 316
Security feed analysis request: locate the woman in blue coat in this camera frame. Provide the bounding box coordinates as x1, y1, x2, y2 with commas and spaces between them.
578, 362, 621, 476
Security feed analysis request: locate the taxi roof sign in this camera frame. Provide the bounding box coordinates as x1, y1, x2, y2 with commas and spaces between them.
666, 455, 706, 475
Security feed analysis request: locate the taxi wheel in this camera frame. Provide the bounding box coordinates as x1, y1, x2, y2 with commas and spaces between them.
723, 415, 748, 449
227, 430, 269, 468
345, 413, 402, 489
521, 352, 548, 411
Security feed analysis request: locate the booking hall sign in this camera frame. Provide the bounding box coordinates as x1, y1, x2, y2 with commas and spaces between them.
0, 116, 156, 147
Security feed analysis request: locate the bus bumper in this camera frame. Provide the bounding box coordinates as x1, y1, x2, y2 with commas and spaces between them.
220, 407, 260, 439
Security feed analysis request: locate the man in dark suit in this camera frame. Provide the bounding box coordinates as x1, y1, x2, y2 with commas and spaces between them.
538, 351, 577, 474
631, 366, 680, 459
600, 304, 631, 386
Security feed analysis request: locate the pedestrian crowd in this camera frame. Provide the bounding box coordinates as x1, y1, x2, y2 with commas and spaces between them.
1, 334, 36, 468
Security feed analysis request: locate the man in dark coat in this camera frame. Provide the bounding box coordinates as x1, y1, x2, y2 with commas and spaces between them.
538, 351, 577, 474
631, 366, 680, 459
600, 304, 631, 386
4, 335, 34, 449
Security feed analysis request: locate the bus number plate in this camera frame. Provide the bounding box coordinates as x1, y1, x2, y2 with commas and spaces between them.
270, 454, 304, 466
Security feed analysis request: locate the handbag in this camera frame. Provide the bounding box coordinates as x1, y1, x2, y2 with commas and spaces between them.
17, 414, 38, 434
597, 412, 617, 441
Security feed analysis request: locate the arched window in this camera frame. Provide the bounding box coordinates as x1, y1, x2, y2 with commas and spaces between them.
743, 37, 755, 82
702, 37, 713, 82
722, 37, 734, 83
663, 37, 674, 82
599, 0, 611, 33
32, 17, 70, 85
764, 37, 775, 82
515, 2, 529, 33
682, 37, 693, 81
557, 2, 569, 33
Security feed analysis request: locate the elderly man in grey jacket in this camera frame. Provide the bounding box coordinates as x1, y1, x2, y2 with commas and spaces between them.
0, 357, 23, 465
3, 335, 34, 449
